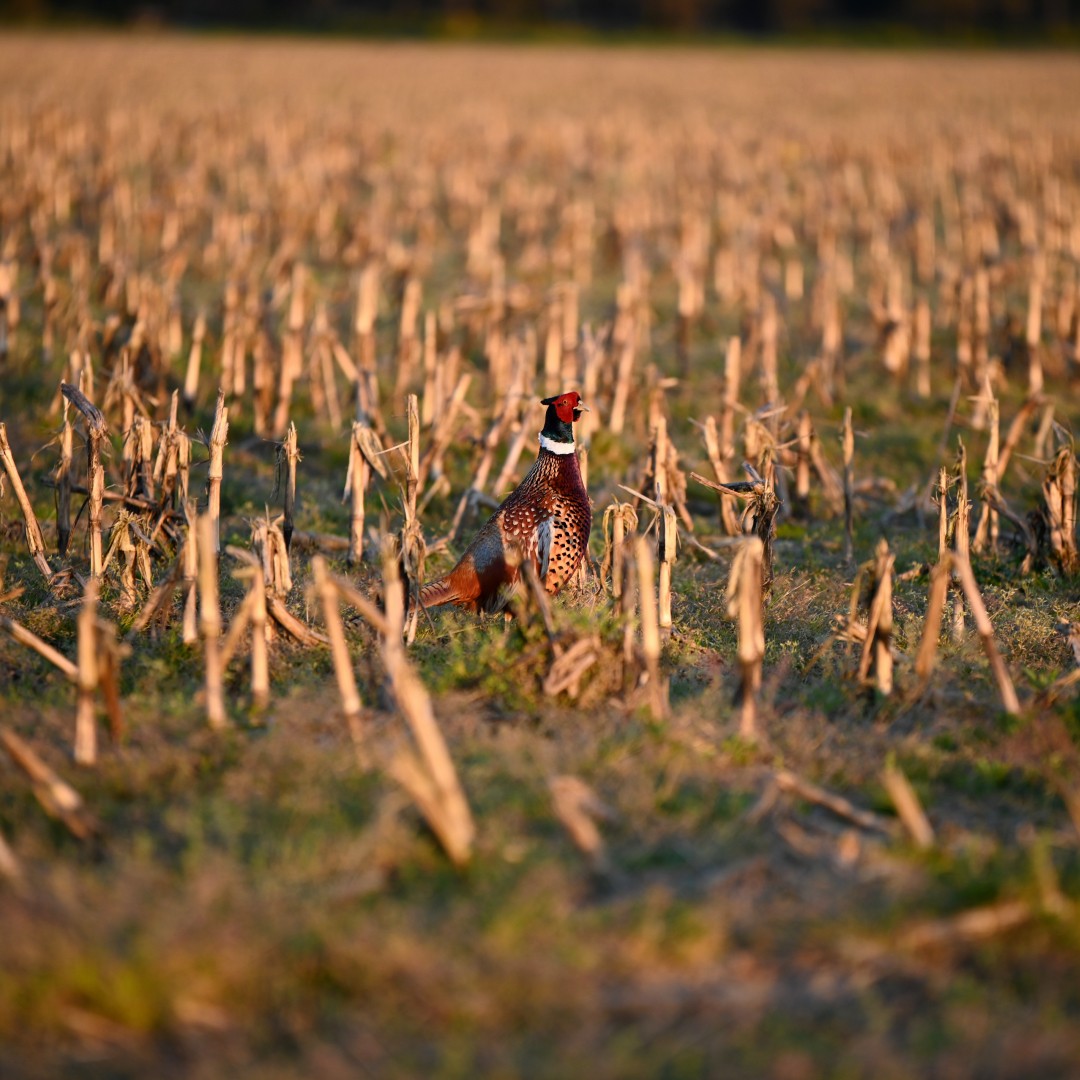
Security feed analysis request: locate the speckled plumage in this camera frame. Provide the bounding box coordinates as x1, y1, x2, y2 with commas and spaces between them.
420, 393, 592, 614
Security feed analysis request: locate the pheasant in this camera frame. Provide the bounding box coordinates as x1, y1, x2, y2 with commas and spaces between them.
419, 391, 592, 614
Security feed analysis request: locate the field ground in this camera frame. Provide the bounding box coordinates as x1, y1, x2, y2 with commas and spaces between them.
1, 36, 1080, 1078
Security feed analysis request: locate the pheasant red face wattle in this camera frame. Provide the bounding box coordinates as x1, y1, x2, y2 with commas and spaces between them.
540, 392, 587, 425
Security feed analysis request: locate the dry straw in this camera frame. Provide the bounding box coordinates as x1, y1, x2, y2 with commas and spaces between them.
549, 775, 615, 874
972, 379, 1000, 555
726, 536, 765, 740
1042, 443, 1078, 575
856, 539, 895, 697
951, 551, 1021, 716
381, 549, 475, 866
633, 535, 667, 720
311, 554, 364, 746
222, 547, 271, 714
1, 727, 98, 841
841, 406, 855, 565
61, 382, 107, 579
690, 465, 780, 593
882, 759, 935, 850
600, 501, 638, 600
914, 554, 952, 686
74, 578, 100, 764
56, 399, 74, 558
1, 608, 78, 681
345, 421, 372, 565
206, 390, 230, 555
197, 513, 227, 729
399, 394, 426, 646
774, 769, 894, 837
278, 421, 300, 553
0, 423, 51, 581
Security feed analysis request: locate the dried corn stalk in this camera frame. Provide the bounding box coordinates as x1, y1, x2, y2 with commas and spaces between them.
130, 554, 185, 636
726, 536, 765, 740
600, 501, 638, 599
793, 409, 813, 518
277, 421, 300, 553
657, 504, 677, 632
608, 286, 636, 437
913, 297, 931, 399
124, 414, 154, 502
619, 544, 639, 686
419, 370, 469, 494
1041, 444, 1078, 575
197, 513, 227, 728
74, 578, 100, 764
382, 549, 475, 866
899, 900, 1032, 952
61, 382, 107, 579
0, 826, 24, 891
251, 515, 292, 598
311, 554, 363, 746
448, 389, 517, 541
0, 610, 77, 681
634, 535, 667, 720
775, 769, 895, 835
934, 466, 951, 560
842, 406, 855, 564
0, 422, 52, 581
952, 438, 971, 559
206, 389, 229, 554
856, 538, 895, 696
56, 399, 74, 558
181, 501, 199, 644
914, 554, 952, 685
951, 552, 1021, 716
0, 727, 98, 841
698, 411, 741, 536
101, 511, 153, 613
949, 440, 971, 643
223, 547, 271, 713
883, 760, 934, 849
549, 775, 615, 874
972, 380, 999, 555
345, 421, 371, 565
400, 394, 426, 645
543, 636, 602, 700
273, 263, 306, 437
182, 311, 206, 410
691, 464, 780, 593
1026, 270, 1044, 396
996, 396, 1042, 485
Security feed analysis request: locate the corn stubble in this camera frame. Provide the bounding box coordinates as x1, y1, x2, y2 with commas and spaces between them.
0, 40, 1077, 1074
0, 45, 1072, 799
0, 45, 1073, 761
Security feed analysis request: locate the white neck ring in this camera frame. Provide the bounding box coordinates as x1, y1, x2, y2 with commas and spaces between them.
539, 433, 576, 455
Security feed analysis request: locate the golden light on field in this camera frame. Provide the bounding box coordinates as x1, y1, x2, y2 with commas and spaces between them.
1, 35, 1079, 1078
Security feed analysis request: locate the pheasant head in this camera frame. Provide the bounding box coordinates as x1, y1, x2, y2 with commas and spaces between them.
539, 391, 589, 451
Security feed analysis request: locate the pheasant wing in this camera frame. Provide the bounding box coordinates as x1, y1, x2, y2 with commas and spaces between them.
525, 515, 553, 583
486, 514, 552, 613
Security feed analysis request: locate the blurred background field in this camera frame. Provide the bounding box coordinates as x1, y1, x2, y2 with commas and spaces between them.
0, 0, 1078, 41
0, 34, 1079, 1080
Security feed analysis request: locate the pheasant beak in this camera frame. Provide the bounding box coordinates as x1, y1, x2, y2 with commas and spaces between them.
577, 403, 591, 412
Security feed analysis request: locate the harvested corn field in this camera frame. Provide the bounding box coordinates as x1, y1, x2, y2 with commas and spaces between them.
1, 36, 1080, 1078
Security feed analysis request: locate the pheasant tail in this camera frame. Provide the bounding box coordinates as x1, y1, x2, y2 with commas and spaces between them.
419, 575, 466, 609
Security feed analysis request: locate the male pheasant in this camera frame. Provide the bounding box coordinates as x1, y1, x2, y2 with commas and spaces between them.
419, 391, 592, 614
